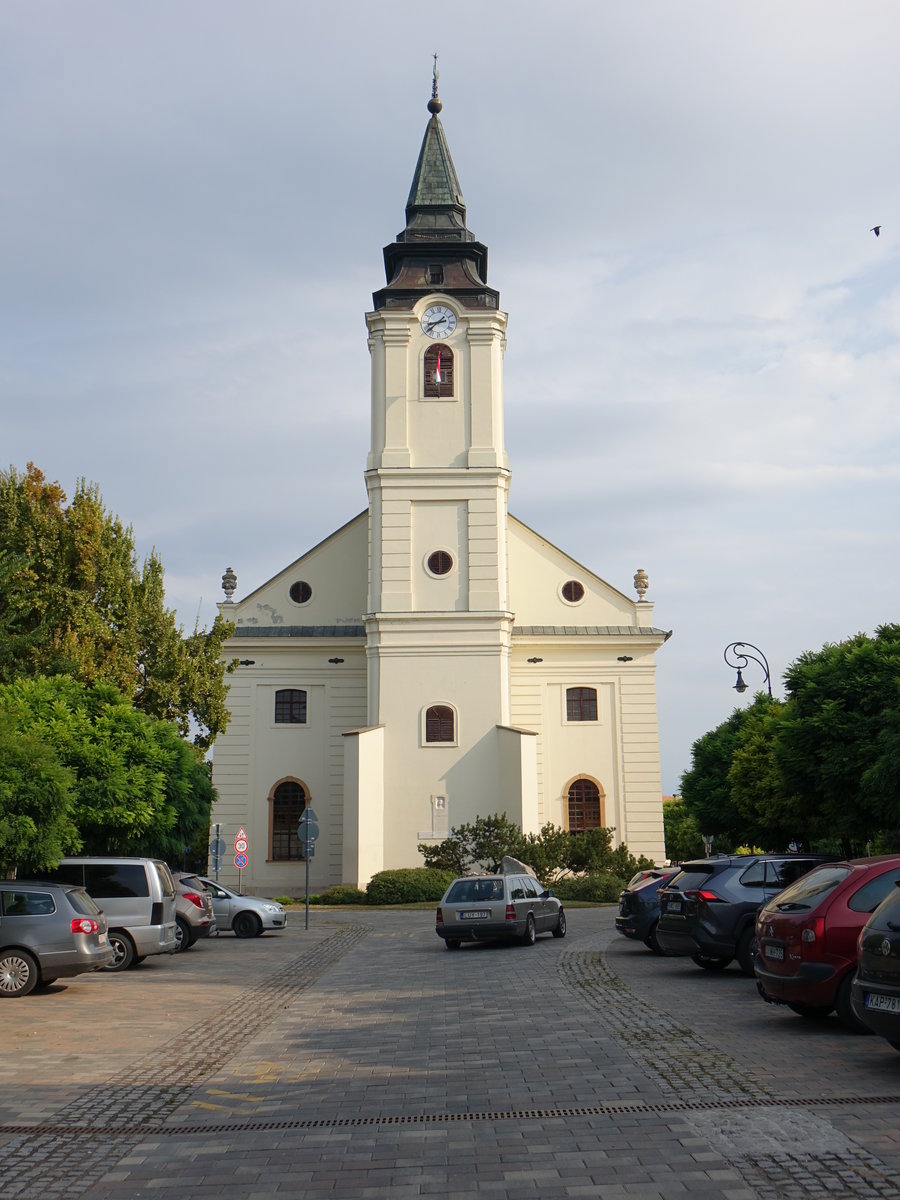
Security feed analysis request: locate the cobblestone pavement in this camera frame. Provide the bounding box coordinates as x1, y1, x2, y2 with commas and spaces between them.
3, 907, 900, 1198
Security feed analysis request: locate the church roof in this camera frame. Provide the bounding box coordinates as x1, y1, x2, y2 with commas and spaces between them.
402, 55, 470, 241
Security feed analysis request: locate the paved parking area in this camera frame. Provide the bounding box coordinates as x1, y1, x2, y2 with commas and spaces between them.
3, 907, 900, 1198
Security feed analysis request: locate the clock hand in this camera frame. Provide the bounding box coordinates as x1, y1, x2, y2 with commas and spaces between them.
427, 316, 447, 330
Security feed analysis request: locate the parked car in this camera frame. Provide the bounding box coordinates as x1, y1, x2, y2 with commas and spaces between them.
755, 855, 900, 1030
0, 881, 113, 996
656, 853, 835, 974
38, 857, 177, 971
171, 872, 217, 951
615, 866, 680, 951
435, 869, 566, 949
196, 876, 287, 938
851, 881, 900, 1049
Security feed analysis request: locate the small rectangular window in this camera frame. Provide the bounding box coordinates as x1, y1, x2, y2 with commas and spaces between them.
428, 265, 444, 284
275, 689, 307, 724
566, 687, 598, 722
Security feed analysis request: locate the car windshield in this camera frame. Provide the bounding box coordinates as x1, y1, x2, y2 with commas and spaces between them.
773, 864, 852, 910
446, 878, 504, 904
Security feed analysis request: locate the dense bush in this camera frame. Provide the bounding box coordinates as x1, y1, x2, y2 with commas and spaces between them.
312, 885, 367, 906
366, 867, 455, 905
551, 871, 625, 903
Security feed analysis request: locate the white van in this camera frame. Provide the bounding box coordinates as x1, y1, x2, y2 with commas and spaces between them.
40, 857, 177, 970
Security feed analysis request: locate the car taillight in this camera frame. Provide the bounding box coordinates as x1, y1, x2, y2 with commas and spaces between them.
184, 892, 204, 909
801, 917, 826, 945
684, 889, 721, 903
436, 907, 443, 925
71, 918, 99, 935
506, 904, 516, 922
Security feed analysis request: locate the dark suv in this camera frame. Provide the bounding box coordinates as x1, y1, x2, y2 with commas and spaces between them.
656, 854, 834, 974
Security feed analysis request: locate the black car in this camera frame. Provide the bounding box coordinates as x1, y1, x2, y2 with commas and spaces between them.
615, 867, 680, 952
851, 881, 900, 1050
656, 853, 835, 975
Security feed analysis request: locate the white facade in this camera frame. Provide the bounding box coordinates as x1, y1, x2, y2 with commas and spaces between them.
210, 89, 670, 893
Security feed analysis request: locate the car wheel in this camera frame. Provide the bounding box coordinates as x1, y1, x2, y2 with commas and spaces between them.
0, 950, 39, 997
522, 914, 536, 947
445, 939, 461, 951
835, 972, 872, 1034
787, 1003, 832, 1020
691, 953, 732, 971
552, 909, 567, 939
104, 932, 135, 972
173, 917, 194, 952
130, 956, 146, 967
233, 911, 262, 939
644, 921, 662, 954
736, 928, 758, 976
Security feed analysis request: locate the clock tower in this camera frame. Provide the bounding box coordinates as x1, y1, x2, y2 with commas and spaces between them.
342, 63, 537, 881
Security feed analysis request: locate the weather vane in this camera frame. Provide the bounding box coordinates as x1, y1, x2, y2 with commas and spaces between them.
428, 52, 442, 115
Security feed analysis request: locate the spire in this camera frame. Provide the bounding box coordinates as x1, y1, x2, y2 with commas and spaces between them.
402, 55, 469, 241
373, 59, 499, 311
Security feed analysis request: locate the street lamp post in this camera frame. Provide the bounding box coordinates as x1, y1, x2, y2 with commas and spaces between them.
724, 642, 773, 698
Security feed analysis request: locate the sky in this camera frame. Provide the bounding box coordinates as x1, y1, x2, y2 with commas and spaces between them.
3, 1, 900, 796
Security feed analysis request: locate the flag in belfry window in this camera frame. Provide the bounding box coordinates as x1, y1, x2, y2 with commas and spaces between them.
433, 352, 442, 385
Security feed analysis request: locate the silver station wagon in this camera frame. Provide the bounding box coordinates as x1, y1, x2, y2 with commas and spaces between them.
0, 881, 113, 996
435, 865, 566, 950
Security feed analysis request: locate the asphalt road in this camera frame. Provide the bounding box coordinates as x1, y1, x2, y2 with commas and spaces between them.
3, 906, 900, 1199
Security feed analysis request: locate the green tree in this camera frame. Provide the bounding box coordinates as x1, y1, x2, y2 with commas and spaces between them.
680, 704, 758, 846
776, 625, 900, 853
0, 675, 214, 868
0, 463, 234, 748
662, 796, 703, 863
0, 713, 80, 875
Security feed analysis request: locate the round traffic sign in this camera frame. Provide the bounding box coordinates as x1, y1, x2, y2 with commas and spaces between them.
234, 838, 248, 854
234, 852, 248, 869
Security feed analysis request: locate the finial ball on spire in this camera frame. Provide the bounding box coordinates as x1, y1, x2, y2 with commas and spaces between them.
428, 51, 442, 114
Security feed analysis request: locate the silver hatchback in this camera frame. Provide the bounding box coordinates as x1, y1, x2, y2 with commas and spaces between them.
436, 870, 566, 950
0, 881, 113, 996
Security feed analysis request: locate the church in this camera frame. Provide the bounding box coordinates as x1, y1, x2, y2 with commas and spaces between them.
210, 71, 670, 892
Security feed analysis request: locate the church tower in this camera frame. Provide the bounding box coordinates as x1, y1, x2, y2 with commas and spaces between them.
341, 64, 539, 881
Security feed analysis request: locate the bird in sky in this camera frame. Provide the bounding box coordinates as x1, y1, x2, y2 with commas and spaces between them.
871, 225, 882, 237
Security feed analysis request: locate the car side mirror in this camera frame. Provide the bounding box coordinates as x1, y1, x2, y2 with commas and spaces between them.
544, 889, 553, 898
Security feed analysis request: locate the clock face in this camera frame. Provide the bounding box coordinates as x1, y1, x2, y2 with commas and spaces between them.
421, 305, 457, 339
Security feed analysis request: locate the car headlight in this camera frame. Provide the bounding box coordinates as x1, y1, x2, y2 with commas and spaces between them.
262, 904, 282, 913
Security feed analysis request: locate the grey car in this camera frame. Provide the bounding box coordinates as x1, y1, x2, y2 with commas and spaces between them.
436, 870, 566, 950
0, 881, 114, 996
196, 877, 287, 938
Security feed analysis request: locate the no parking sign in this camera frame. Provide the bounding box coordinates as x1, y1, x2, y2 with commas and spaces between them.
234, 852, 248, 869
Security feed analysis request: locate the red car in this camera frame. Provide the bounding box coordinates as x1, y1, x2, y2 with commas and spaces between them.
755, 855, 900, 1030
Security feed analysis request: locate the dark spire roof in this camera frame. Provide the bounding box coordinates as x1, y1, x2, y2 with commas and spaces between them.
373, 59, 499, 312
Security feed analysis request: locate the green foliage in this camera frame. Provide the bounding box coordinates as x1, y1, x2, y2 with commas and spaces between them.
313, 885, 367, 906
662, 796, 703, 863
420, 813, 654, 886
551, 871, 625, 903
680, 706, 752, 843
0, 712, 80, 875
0, 675, 214, 869
0, 464, 234, 748
366, 867, 455, 904
271, 896, 295, 906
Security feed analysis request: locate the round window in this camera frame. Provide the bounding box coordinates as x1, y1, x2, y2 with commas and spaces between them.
427, 550, 453, 576
289, 580, 312, 604
562, 580, 585, 603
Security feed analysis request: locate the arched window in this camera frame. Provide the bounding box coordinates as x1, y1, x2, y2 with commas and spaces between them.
271, 781, 307, 860
424, 345, 454, 398
567, 778, 604, 832
425, 705, 455, 743
275, 689, 307, 724
566, 687, 598, 722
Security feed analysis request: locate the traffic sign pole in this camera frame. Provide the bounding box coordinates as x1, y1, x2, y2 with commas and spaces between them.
297, 807, 320, 931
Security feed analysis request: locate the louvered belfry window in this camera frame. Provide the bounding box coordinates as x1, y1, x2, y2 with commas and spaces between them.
425, 705, 455, 743
424, 345, 454, 397
568, 778, 603, 832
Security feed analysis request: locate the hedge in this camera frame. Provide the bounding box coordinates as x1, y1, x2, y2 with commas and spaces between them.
365, 867, 455, 904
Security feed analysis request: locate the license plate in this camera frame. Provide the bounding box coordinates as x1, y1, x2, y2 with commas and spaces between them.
764, 944, 784, 961
459, 910, 490, 920
866, 992, 900, 1013
666, 899, 682, 914
98, 933, 108, 945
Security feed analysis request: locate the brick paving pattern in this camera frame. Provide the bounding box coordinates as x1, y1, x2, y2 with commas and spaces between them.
2, 907, 900, 1198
